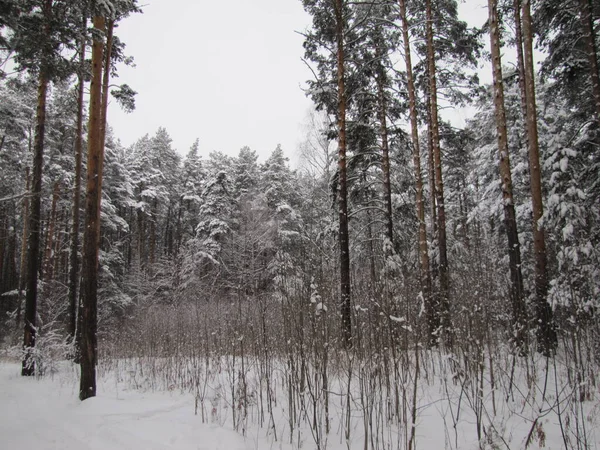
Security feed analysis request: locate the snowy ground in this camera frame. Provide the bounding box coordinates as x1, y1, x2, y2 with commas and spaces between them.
1, 355, 598, 449
0, 362, 261, 450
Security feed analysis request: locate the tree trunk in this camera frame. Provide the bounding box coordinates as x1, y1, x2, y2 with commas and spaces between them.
521, 0, 556, 355
425, 0, 451, 347
42, 181, 60, 281
426, 98, 438, 282
489, 0, 528, 352
513, 0, 529, 124
334, 0, 352, 347
150, 199, 156, 266
577, 0, 600, 122
17, 167, 30, 329
22, 0, 52, 375
399, 0, 435, 345
137, 204, 145, 268
0, 215, 5, 293
68, 15, 86, 342
97, 18, 114, 222
0, 211, 17, 296
80, 14, 106, 400
375, 45, 394, 247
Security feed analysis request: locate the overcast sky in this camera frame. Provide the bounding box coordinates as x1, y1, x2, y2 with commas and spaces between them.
108, 0, 314, 162
108, 0, 491, 163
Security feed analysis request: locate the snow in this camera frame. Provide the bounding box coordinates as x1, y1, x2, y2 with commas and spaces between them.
1, 353, 598, 450
0, 363, 256, 450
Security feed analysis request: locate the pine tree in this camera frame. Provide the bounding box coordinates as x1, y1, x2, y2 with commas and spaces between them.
521, 0, 556, 355
398, 0, 434, 344
80, 11, 106, 399
302, 0, 353, 346
488, 0, 528, 351
425, 0, 451, 346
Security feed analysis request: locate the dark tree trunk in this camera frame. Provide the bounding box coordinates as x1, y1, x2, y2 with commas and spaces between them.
334, 0, 352, 347
577, 0, 600, 122
22, 72, 49, 376
98, 19, 114, 213
0, 214, 5, 293
69, 15, 86, 342
137, 204, 146, 268
150, 199, 156, 266
42, 181, 60, 281
521, 0, 556, 355
22, 0, 52, 374
0, 211, 17, 296
17, 167, 30, 329
513, 0, 529, 124
398, 0, 435, 345
489, 0, 528, 352
375, 45, 394, 247
426, 0, 452, 347
80, 14, 106, 400
426, 97, 438, 282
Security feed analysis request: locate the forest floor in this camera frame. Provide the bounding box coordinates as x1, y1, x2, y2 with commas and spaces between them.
0, 362, 257, 450
0, 354, 598, 449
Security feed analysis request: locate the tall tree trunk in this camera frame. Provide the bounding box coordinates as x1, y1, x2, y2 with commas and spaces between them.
489, 0, 528, 352
6, 216, 18, 294
577, 0, 600, 122
57, 209, 68, 284
375, 45, 394, 247
98, 18, 114, 217
80, 14, 106, 400
164, 204, 172, 257
513, 0, 529, 123
399, 0, 435, 345
137, 205, 145, 268
22, 0, 52, 376
426, 98, 438, 281
150, 199, 156, 266
17, 167, 30, 329
0, 215, 5, 293
43, 181, 60, 281
175, 199, 183, 257
334, 0, 352, 347
425, 0, 451, 347
69, 15, 86, 342
365, 207, 377, 285
0, 211, 17, 295
521, 0, 556, 355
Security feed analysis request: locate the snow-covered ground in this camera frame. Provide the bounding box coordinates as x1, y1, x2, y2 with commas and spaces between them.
0, 363, 260, 450
1, 354, 598, 449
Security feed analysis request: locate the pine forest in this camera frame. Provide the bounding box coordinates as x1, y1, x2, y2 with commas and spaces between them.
0, 0, 599, 448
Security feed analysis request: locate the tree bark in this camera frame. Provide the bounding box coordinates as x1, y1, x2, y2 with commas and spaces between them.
489, 0, 528, 352
150, 199, 156, 266
22, 0, 52, 376
80, 14, 106, 400
513, 0, 529, 124
42, 181, 60, 281
375, 44, 394, 247
577, 0, 600, 122
69, 15, 86, 343
425, 0, 452, 347
334, 0, 352, 347
16, 167, 30, 329
399, 0, 435, 345
521, 0, 556, 355
0, 215, 5, 293
97, 18, 114, 228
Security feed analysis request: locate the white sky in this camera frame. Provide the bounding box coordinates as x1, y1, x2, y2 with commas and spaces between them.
108, 0, 313, 161
107, 0, 495, 162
